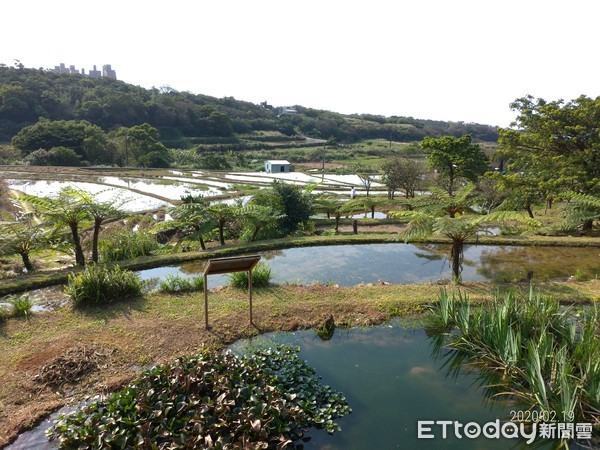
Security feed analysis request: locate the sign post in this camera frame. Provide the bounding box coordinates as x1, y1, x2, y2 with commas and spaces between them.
202, 255, 261, 329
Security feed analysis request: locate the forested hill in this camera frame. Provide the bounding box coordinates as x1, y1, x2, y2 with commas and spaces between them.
0, 66, 498, 146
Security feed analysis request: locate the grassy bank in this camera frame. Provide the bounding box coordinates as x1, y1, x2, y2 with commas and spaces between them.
0, 279, 599, 447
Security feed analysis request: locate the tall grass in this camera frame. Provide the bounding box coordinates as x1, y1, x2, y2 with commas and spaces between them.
11, 295, 33, 319
158, 275, 204, 294
99, 229, 159, 262
65, 264, 144, 306
228, 263, 272, 289
427, 287, 600, 435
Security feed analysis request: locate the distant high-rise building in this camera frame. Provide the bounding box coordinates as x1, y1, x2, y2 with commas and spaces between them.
88, 65, 101, 78
102, 64, 117, 80
51, 62, 117, 80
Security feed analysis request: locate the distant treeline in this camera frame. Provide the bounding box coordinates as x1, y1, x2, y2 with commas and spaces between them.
0, 66, 498, 147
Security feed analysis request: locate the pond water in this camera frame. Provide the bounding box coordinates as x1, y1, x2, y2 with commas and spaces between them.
7, 179, 172, 211
6, 323, 529, 450
231, 323, 523, 449
138, 243, 600, 287
98, 176, 223, 199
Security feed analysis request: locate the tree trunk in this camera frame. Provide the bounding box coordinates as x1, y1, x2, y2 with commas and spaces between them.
582, 219, 594, 232
219, 220, 225, 245
199, 236, 207, 251
69, 221, 85, 266
20, 251, 35, 272
450, 240, 463, 282
92, 218, 102, 263
251, 226, 261, 242
371, 206, 375, 219
352, 219, 358, 234
335, 213, 340, 232
526, 204, 534, 219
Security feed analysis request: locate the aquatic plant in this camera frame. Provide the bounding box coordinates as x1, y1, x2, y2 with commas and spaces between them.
65, 264, 144, 306
48, 346, 351, 448
11, 294, 33, 319
228, 263, 272, 289
427, 288, 600, 444
158, 274, 203, 293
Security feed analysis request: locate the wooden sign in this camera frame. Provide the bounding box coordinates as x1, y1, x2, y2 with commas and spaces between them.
203, 255, 261, 329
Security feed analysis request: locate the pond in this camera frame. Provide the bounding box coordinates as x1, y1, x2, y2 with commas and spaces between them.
138, 243, 600, 287
6, 322, 534, 449
228, 322, 551, 449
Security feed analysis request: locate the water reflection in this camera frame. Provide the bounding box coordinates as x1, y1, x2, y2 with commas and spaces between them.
231, 323, 514, 449
137, 243, 600, 287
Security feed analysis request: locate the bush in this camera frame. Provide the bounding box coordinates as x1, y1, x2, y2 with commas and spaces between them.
99, 229, 159, 262
48, 346, 351, 448
11, 295, 32, 319
228, 263, 272, 288
158, 275, 204, 293
65, 264, 144, 306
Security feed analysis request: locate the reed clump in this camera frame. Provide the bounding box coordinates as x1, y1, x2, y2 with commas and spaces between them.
427, 286, 599, 442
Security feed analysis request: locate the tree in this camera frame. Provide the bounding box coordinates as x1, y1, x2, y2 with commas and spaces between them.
421, 134, 488, 196
499, 95, 600, 198
381, 157, 427, 199
156, 196, 214, 250
22, 190, 90, 266
0, 215, 54, 271
238, 204, 281, 242
313, 195, 357, 232
560, 192, 600, 233
109, 123, 170, 167
352, 164, 377, 197
391, 184, 539, 281
68, 189, 124, 263
205, 203, 236, 246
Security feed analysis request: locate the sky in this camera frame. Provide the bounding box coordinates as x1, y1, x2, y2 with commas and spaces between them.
2, 0, 598, 127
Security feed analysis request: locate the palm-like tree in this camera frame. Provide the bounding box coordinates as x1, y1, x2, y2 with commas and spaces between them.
313, 195, 358, 232
155, 198, 214, 250
22, 189, 91, 266
0, 214, 55, 271
561, 192, 600, 232
64, 188, 125, 263
391, 184, 540, 281
205, 203, 236, 246
238, 204, 282, 242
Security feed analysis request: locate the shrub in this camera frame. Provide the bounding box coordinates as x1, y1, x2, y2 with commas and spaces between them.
99, 229, 159, 262
158, 275, 204, 293
65, 264, 144, 306
228, 263, 272, 288
48, 346, 351, 448
11, 295, 33, 319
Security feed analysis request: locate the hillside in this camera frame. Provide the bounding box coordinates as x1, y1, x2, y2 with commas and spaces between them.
0, 66, 498, 148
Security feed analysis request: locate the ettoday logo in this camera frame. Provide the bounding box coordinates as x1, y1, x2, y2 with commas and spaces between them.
417, 420, 593, 444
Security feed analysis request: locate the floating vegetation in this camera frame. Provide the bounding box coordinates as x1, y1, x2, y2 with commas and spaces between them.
427, 287, 600, 446
48, 346, 351, 448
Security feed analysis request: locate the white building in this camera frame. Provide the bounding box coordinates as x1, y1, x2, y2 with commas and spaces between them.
265, 160, 291, 173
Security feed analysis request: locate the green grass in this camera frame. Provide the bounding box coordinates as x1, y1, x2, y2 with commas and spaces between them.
228, 263, 272, 289
65, 264, 144, 306
158, 275, 204, 294
10, 295, 32, 319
